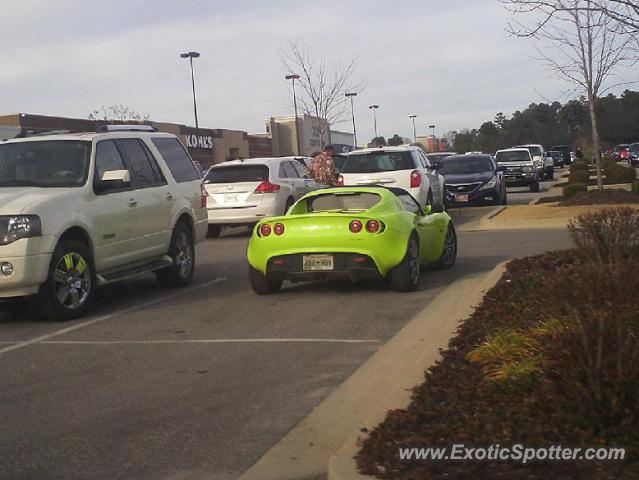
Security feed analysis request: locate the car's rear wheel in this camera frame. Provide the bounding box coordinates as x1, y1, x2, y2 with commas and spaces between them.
435, 224, 457, 270
284, 197, 294, 215
207, 225, 221, 238
156, 222, 195, 288
249, 266, 282, 294
388, 235, 420, 292
36, 239, 95, 321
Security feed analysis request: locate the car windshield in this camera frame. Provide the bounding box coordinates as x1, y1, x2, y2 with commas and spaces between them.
204, 165, 269, 184
341, 152, 414, 173
549, 151, 562, 158
307, 192, 381, 213
0, 140, 91, 187
495, 151, 530, 163
615, 145, 630, 151
439, 156, 493, 175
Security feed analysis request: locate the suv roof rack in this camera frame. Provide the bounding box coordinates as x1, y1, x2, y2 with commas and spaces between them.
96, 124, 158, 133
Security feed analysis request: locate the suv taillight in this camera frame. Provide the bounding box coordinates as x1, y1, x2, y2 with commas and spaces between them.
410, 170, 422, 188
200, 183, 208, 208
254, 180, 281, 194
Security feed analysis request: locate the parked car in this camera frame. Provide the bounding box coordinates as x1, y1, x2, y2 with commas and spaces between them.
0, 126, 208, 320
550, 145, 571, 165
630, 143, 639, 167
337, 146, 445, 207
246, 186, 456, 294
203, 157, 318, 237
548, 150, 565, 168
440, 154, 507, 206
495, 148, 540, 192
613, 144, 631, 162
515, 144, 546, 179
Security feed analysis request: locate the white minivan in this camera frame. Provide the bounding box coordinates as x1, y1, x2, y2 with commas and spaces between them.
337, 146, 445, 207
203, 157, 318, 237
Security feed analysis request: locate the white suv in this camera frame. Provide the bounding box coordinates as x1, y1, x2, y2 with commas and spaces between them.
203, 157, 319, 237
337, 146, 445, 207
0, 126, 208, 320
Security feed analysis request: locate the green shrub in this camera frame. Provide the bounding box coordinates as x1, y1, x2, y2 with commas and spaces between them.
563, 182, 587, 199
570, 161, 589, 172
601, 156, 617, 173
633, 181, 639, 195
605, 164, 636, 184
568, 169, 590, 184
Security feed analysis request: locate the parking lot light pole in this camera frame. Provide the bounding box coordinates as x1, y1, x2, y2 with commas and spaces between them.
429, 124, 436, 152
286, 74, 301, 155
345, 93, 358, 149
409, 115, 417, 143
369, 105, 379, 146
180, 51, 201, 129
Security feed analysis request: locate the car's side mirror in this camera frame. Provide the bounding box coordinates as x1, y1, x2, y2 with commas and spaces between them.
96, 169, 130, 193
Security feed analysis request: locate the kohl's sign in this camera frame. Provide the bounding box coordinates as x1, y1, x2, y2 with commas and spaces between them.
186, 134, 213, 150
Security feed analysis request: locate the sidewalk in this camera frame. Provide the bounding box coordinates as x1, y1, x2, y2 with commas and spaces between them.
240, 263, 507, 480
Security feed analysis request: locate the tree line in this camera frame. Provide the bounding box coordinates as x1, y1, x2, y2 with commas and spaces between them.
451, 90, 639, 154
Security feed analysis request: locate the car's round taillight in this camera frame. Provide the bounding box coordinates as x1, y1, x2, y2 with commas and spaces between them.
349, 220, 363, 233
274, 223, 285, 235
336, 175, 344, 186
260, 224, 272, 237
366, 220, 381, 233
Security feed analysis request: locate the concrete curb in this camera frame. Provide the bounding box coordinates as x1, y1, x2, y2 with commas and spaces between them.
327, 261, 508, 480
239, 262, 508, 480
483, 205, 507, 221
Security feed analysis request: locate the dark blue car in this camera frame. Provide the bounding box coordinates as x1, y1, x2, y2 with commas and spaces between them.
440, 154, 507, 206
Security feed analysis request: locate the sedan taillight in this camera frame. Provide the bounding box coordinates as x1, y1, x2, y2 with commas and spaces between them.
410, 170, 422, 188
254, 180, 281, 193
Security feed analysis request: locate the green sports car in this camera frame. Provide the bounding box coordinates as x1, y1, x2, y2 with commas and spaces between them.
246, 187, 457, 294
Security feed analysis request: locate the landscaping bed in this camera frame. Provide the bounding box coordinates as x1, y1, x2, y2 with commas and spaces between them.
560, 189, 639, 206
357, 208, 639, 479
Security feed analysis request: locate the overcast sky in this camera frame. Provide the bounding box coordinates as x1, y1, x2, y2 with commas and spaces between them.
2, 0, 637, 142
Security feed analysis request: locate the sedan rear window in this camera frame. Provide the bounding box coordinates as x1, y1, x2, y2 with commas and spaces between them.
495, 151, 530, 163
341, 152, 415, 173
307, 192, 381, 212
204, 165, 269, 184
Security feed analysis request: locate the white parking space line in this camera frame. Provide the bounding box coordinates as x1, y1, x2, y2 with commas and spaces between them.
0, 277, 227, 356
21, 338, 380, 345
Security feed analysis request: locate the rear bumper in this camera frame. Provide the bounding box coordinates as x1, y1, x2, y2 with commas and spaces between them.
207, 198, 283, 225
265, 253, 382, 282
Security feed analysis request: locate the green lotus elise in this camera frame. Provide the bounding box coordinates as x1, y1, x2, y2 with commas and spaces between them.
246, 187, 457, 294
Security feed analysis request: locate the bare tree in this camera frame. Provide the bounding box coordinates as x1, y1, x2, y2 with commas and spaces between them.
88, 105, 150, 122
281, 41, 364, 147
503, 0, 638, 189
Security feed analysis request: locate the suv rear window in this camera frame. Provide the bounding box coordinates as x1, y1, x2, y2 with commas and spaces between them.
152, 138, 199, 183
495, 151, 530, 163
307, 192, 381, 212
341, 152, 415, 173
204, 165, 269, 184
0, 140, 90, 187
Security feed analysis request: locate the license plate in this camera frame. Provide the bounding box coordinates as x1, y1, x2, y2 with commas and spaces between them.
303, 254, 334, 271
455, 194, 469, 202
223, 194, 239, 203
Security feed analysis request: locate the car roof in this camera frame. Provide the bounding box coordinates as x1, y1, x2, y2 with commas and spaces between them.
516, 144, 543, 148
348, 145, 419, 155
2, 131, 177, 144
496, 148, 531, 153
211, 156, 310, 168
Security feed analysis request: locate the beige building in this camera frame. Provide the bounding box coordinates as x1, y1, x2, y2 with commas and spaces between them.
266, 115, 330, 157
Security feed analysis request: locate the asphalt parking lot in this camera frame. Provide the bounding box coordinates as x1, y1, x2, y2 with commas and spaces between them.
0, 174, 572, 480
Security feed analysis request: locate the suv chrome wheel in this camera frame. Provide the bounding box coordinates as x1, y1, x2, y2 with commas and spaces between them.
54, 252, 92, 310
175, 231, 194, 280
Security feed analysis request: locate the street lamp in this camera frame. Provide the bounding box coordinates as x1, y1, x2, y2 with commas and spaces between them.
180, 51, 201, 128
369, 105, 379, 146
428, 124, 436, 152
285, 74, 301, 155
409, 115, 418, 144
345, 92, 358, 149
